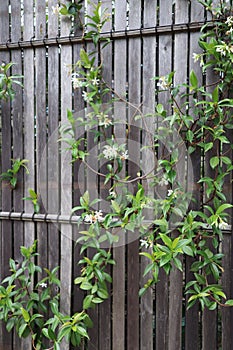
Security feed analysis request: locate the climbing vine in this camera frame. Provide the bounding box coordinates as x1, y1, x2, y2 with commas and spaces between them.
1, 1, 233, 349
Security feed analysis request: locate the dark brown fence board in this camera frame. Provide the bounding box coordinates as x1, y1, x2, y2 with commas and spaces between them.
221, 126, 233, 349
60, 3, 73, 350
112, 1, 127, 349
47, 0, 60, 284
140, 2, 157, 349
127, 1, 142, 349
98, 2, 113, 349
185, 2, 205, 349
155, 2, 174, 349
22, 0, 36, 347
0, 1, 12, 347
85, 2, 100, 349
11, 1, 24, 348
35, 0, 48, 279
202, 56, 218, 350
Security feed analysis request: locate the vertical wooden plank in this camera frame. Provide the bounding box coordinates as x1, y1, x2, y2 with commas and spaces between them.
167, 2, 189, 350
98, 1, 112, 349
35, 0, 48, 281
221, 134, 233, 349
156, 2, 173, 349
11, 1, 24, 349
112, 1, 127, 349
22, 1, 35, 348
127, 1, 141, 349
0, 1, 12, 349
85, 2, 100, 349
185, 2, 204, 350
71, 7, 85, 350
202, 28, 218, 350
60, 2, 72, 349
23, 0, 35, 245
47, 0, 60, 290
140, 2, 157, 350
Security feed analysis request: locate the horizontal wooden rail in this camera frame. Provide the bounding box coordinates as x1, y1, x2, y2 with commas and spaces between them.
0, 21, 212, 51
0, 211, 231, 233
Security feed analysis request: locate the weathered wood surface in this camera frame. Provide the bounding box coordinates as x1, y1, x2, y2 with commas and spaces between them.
112, 1, 127, 349
0, 1, 232, 349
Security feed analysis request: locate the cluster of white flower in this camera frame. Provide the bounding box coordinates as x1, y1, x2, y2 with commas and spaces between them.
157, 76, 170, 90
84, 210, 104, 223
103, 145, 129, 160
103, 145, 118, 159
71, 73, 83, 89
97, 112, 112, 128
216, 43, 233, 56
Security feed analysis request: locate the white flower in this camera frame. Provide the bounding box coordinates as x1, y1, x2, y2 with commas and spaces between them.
94, 210, 104, 221
140, 238, 149, 249
121, 150, 129, 160
218, 221, 229, 230
84, 211, 104, 223
159, 178, 169, 186
84, 214, 95, 223
226, 16, 233, 26
92, 77, 100, 86
216, 45, 226, 56
97, 113, 112, 128
167, 189, 173, 197
39, 282, 47, 288
103, 145, 118, 159
52, 4, 60, 15
109, 190, 117, 198
193, 53, 199, 63
157, 76, 169, 90
82, 91, 93, 102
71, 73, 83, 89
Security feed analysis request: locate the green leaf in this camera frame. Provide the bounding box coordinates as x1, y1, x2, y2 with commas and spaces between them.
173, 257, 183, 271
210, 156, 219, 169
212, 86, 218, 103
190, 70, 198, 89
21, 307, 30, 323
225, 299, 233, 306
216, 203, 233, 215
203, 142, 213, 152
182, 245, 194, 257
159, 234, 172, 248
80, 282, 93, 290
18, 323, 28, 338
97, 288, 109, 299
186, 130, 194, 143
83, 295, 93, 309
111, 200, 121, 214
76, 326, 89, 339
156, 103, 164, 114
221, 156, 232, 165
29, 188, 37, 199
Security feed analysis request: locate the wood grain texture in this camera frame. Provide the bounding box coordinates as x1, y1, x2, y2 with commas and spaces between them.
112, 1, 127, 349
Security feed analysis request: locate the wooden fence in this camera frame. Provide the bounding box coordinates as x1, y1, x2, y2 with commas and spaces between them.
0, 1, 233, 349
